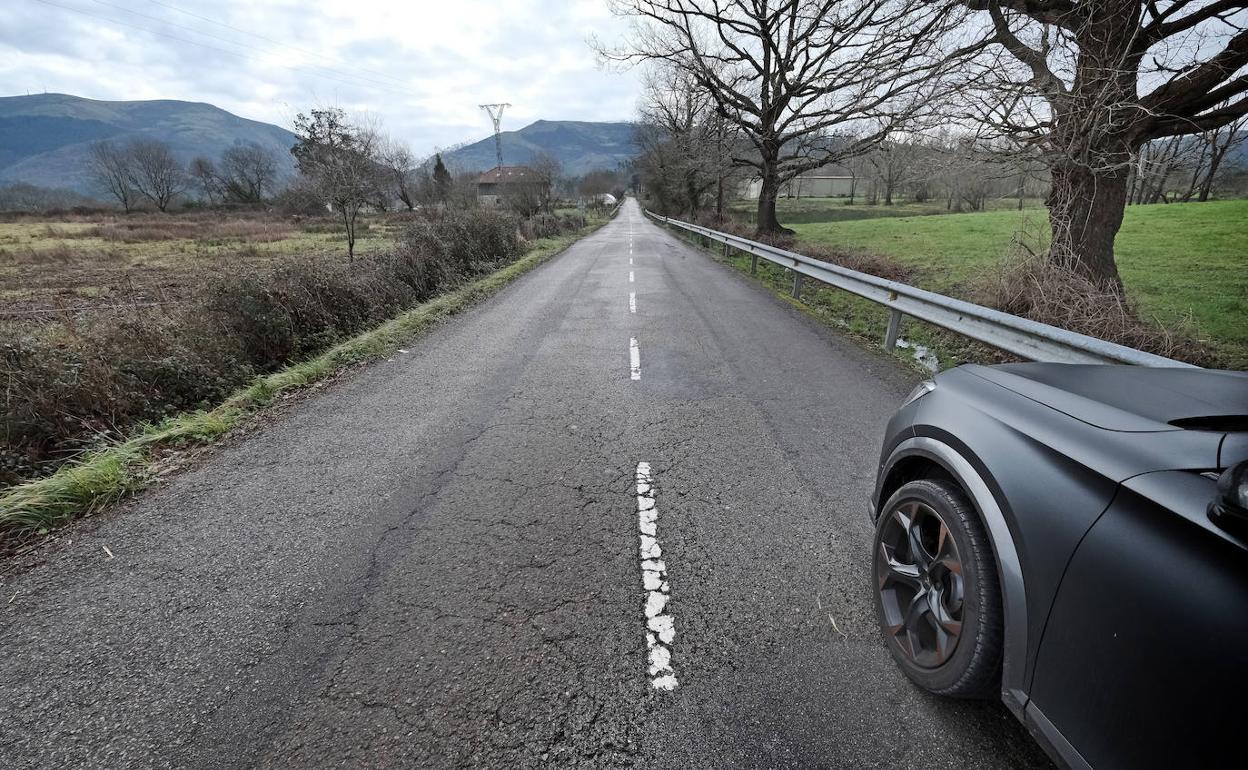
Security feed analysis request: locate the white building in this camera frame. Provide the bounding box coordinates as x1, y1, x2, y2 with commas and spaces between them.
739, 164, 855, 199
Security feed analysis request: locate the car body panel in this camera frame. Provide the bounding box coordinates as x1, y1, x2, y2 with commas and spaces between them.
973, 364, 1248, 430
882, 413, 1117, 692
959, 365, 1224, 475
875, 366, 1222, 692
871, 362, 1248, 769
1029, 472, 1248, 769
1221, 432, 1248, 468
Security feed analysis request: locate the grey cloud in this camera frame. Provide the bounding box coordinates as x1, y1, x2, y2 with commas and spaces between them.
1, 0, 640, 153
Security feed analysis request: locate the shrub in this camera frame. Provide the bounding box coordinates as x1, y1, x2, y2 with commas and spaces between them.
977, 253, 1213, 366
1, 317, 250, 486
520, 211, 586, 240
205, 261, 408, 370
2, 206, 568, 488
383, 240, 457, 303
401, 208, 522, 273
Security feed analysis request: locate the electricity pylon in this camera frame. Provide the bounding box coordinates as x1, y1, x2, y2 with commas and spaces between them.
479, 103, 511, 169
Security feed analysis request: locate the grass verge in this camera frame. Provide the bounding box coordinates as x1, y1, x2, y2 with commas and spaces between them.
0, 223, 604, 539
790, 200, 1247, 367
666, 227, 1010, 375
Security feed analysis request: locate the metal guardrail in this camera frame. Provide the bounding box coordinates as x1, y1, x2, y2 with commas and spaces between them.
645, 210, 1197, 368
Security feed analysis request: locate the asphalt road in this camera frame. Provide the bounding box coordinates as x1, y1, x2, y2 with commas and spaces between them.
0, 200, 1051, 768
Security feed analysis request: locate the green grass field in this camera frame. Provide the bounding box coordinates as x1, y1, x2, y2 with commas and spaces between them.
729, 196, 1046, 224
783, 198, 1248, 368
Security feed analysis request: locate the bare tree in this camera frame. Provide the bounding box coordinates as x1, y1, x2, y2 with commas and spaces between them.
291, 108, 385, 260
188, 156, 224, 205
578, 169, 626, 203
1127, 134, 1198, 204
530, 151, 564, 211
1194, 111, 1248, 200
600, 0, 973, 235
378, 138, 418, 210
220, 142, 279, 204
958, 1, 1248, 287
636, 63, 741, 220
87, 140, 137, 212
499, 163, 555, 217
126, 139, 187, 212
865, 134, 926, 205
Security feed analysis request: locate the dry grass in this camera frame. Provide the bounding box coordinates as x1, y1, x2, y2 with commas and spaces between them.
978, 253, 1213, 366
73, 218, 297, 243
702, 215, 916, 283
0, 211, 399, 320
1, 243, 86, 265
799, 243, 915, 284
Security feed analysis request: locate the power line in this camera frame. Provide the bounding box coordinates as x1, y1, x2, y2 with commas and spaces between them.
27, 0, 417, 100
143, 0, 414, 90
82, 0, 412, 94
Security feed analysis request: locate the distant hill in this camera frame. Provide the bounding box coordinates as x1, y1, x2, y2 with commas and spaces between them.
0, 94, 298, 195
441, 120, 637, 176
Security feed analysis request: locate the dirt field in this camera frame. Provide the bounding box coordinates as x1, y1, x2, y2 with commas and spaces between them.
0, 212, 404, 321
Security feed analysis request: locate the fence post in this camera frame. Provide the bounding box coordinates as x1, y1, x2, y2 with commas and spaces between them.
750, 253, 758, 275
792, 271, 803, 299
884, 308, 903, 350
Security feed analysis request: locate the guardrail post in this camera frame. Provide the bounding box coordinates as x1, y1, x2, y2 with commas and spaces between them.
722, 241, 729, 258
750, 253, 758, 274
884, 309, 903, 350
792, 272, 803, 299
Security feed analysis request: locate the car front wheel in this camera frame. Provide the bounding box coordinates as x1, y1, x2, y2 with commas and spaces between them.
872, 479, 1003, 698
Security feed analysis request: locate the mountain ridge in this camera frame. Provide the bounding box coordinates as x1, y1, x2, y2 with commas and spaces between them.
439, 119, 637, 176
0, 94, 640, 195
0, 93, 299, 195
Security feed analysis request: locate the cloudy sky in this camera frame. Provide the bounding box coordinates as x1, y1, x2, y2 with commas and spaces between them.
2, 0, 642, 151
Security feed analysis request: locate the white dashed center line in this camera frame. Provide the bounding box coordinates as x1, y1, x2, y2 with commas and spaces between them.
629, 338, 641, 380
629, 270, 635, 283
629, 292, 637, 314
636, 462, 677, 690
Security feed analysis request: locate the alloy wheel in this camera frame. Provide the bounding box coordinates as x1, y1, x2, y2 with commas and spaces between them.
876, 500, 966, 669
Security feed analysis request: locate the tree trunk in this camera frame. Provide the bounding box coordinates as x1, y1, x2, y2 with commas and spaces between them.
343, 209, 356, 262
755, 161, 790, 236
1199, 143, 1230, 202
1046, 161, 1127, 289
715, 174, 724, 223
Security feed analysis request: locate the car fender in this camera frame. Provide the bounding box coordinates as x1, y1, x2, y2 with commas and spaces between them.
879, 436, 1029, 718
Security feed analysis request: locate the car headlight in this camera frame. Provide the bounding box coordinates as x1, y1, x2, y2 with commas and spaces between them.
901, 380, 936, 408
1210, 460, 1248, 535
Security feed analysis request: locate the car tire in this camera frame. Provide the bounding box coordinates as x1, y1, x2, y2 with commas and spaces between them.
871, 478, 1002, 698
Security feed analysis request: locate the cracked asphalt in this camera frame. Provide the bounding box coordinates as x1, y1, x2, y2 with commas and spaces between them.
0, 199, 1051, 768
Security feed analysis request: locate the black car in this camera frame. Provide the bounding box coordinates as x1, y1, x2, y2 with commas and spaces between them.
869, 363, 1248, 770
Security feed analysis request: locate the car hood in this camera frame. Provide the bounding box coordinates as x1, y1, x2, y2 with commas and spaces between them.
965, 364, 1248, 433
